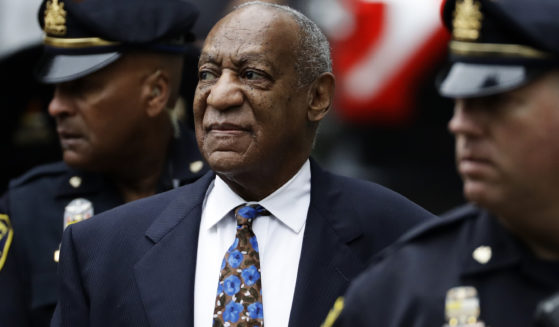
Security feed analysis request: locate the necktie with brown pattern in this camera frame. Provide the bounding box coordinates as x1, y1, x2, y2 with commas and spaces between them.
213, 204, 269, 327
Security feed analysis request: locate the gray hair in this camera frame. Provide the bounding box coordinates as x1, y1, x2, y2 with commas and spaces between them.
235, 1, 332, 88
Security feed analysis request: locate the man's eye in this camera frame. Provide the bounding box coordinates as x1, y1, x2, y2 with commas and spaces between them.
243, 70, 264, 80
199, 71, 217, 81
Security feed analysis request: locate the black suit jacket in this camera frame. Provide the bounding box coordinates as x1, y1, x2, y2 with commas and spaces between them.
51, 160, 434, 326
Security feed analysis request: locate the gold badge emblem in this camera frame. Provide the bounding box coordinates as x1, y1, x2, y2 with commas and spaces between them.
452, 0, 483, 41
444, 286, 486, 327
44, 0, 67, 36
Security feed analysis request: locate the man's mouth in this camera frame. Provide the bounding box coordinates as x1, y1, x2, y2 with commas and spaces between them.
207, 122, 250, 134
57, 129, 84, 148
457, 153, 493, 177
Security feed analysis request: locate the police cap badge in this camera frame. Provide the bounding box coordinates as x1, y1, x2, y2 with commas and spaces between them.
35, 0, 199, 83
437, 0, 559, 98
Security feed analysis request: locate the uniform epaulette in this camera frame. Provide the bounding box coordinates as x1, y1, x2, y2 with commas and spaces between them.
369, 204, 480, 265
400, 203, 479, 243
9, 161, 68, 188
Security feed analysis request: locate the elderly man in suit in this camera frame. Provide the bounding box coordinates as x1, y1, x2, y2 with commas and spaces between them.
51, 2, 434, 326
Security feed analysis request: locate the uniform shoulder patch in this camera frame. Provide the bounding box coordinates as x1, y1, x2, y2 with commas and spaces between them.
0, 214, 13, 271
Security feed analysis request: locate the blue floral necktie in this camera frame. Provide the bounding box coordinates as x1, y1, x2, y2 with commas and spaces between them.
213, 204, 269, 327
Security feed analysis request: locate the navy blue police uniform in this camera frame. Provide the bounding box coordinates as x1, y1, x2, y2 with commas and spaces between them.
327, 204, 559, 327
0, 129, 206, 327
325, 0, 559, 326
0, 0, 206, 326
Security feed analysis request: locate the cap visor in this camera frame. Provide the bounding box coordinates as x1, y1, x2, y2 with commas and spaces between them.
35, 52, 122, 84
438, 62, 529, 98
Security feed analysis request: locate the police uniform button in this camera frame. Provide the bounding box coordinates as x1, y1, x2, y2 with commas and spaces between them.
472, 245, 492, 264
190, 160, 204, 173
69, 176, 82, 188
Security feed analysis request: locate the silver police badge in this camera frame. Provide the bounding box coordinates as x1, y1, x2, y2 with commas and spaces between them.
55, 198, 94, 262
444, 286, 486, 327
63, 198, 94, 230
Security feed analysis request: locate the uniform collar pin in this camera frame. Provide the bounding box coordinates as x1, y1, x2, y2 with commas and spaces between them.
473, 245, 492, 264
190, 160, 204, 173
69, 176, 82, 188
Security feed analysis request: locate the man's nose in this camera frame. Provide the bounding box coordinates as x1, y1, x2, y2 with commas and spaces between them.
448, 99, 484, 137
206, 71, 244, 111
48, 86, 75, 118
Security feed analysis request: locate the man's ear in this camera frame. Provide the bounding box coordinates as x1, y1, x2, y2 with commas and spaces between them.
307, 72, 335, 123
144, 69, 171, 117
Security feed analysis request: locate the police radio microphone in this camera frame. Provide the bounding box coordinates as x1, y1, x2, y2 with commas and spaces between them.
535, 293, 559, 327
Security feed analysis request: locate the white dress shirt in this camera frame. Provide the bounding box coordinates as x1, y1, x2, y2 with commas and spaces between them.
194, 160, 311, 327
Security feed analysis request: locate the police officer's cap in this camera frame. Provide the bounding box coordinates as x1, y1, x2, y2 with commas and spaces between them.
437, 0, 559, 98
35, 0, 199, 84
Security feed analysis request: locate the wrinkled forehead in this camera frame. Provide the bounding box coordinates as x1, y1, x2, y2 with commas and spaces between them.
201, 6, 299, 62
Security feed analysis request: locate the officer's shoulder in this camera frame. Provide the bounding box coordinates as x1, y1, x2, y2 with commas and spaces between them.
398, 203, 480, 243
374, 203, 481, 260
9, 161, 69, 188
335, 207, 479, 327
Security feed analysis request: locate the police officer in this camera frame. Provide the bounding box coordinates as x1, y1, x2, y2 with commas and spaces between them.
325, 0, 559, 326
0, 0, 208, 326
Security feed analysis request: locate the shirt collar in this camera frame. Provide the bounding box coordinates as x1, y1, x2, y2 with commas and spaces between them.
202, 160, 311, 234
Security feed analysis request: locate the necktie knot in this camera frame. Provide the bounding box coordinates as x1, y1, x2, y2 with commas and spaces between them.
235, 204, 269, 227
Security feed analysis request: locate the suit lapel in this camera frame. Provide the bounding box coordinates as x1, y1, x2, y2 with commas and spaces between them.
133, 172, 214, 327
288, 162, 365, 327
